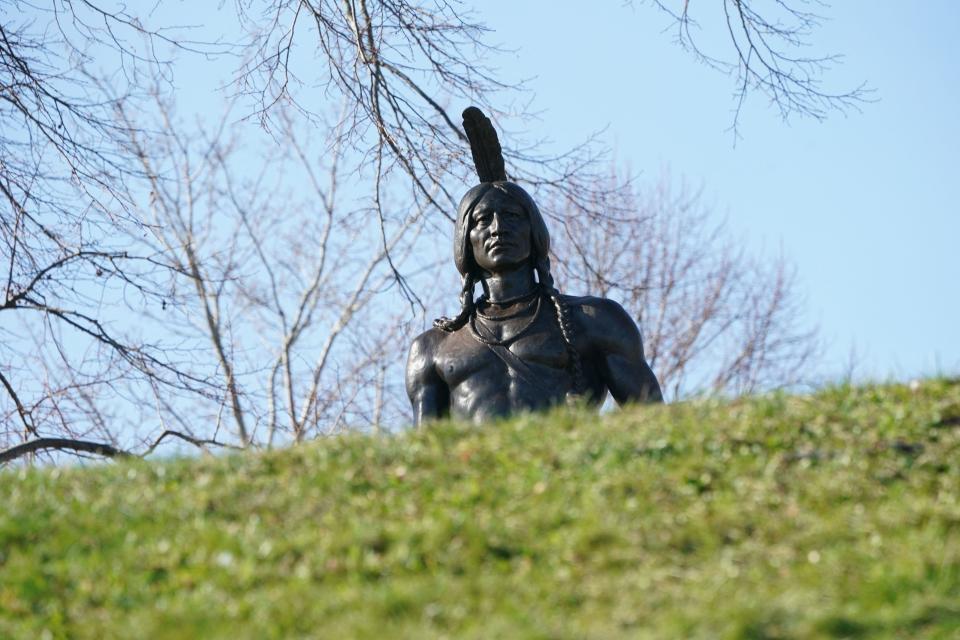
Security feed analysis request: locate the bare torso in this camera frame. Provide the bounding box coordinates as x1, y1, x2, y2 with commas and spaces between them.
406, 293, 661, 424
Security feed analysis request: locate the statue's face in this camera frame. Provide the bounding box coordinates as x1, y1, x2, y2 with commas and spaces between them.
468, 188, 532, 274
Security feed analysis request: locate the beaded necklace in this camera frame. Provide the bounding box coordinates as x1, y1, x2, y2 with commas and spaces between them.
474, 289, 541, 321
469, 293, 543, 347
482, 286, 541, 307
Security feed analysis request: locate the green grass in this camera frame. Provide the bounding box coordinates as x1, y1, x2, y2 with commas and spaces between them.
2, 381, 960, 639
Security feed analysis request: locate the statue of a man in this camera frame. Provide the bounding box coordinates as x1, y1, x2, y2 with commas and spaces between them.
406, 108, 662, 425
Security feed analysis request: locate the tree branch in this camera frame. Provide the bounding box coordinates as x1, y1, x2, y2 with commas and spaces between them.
0, 437, 130, 464
143, 430, 242, 456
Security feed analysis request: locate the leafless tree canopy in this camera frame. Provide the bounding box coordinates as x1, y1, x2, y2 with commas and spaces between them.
1, 1, 825, 463
1, 3, 221, 461
642, 0, 871, 133
229, 0, 619, 227
116, 98, 433, 447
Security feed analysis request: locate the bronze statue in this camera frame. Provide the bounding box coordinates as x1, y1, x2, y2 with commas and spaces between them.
406, 108, 662, 424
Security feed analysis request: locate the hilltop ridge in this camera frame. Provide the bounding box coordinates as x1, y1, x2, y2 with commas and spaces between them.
2, 381, 959, 638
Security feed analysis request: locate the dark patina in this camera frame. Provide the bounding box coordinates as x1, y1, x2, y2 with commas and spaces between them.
406, 108, 662, 424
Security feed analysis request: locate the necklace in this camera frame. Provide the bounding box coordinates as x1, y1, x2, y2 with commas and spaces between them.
469, 294, 542, 347
482, 286, 541, 307
474, 291, 540, 321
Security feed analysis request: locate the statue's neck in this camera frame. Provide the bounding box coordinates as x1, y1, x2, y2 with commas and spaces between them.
480, 265, 538, 303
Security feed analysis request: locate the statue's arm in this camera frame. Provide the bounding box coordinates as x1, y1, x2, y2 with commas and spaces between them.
589, 299, 663, 404
405, 329, 450, 426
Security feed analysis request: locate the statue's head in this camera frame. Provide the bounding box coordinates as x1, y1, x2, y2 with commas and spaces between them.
437, 178, 584, 393
453, 181, 550, 278
432, 107, 585, 394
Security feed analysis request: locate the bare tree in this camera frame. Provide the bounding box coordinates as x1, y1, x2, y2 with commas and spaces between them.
550, 169, 817, 399
231, 0, 614, 209
642, 0, 871, 133
114, 95, 441, 448
0, 6, 226, 462
1, 1, 617, 462
2, 2, 828, 464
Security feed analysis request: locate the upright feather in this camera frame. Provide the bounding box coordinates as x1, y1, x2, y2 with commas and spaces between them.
462, 107, 507, 183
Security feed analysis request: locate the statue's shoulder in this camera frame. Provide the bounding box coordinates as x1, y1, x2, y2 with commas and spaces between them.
557, 294, 640, 343
559, 294, 632, 322
406, 327, 451, 388
408, 326, 451, 360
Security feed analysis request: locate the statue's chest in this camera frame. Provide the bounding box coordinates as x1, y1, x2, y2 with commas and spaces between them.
437, 313, 570, 386
507, 323, 570, 369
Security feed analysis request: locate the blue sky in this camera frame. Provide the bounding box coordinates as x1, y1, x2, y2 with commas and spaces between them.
49, 1, 957, 387
472, 1, 959, 381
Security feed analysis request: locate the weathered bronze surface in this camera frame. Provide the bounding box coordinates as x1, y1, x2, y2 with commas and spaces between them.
406, 109, 662, 424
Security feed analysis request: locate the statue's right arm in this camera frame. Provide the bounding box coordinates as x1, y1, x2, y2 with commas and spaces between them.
405, 329, 450, 426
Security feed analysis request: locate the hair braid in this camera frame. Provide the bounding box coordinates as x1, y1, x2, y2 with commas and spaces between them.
536, 257, 586, 396
434, 273, 476, 332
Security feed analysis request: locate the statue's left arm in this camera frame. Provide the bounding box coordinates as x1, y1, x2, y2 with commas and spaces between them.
587, 299, 663, 404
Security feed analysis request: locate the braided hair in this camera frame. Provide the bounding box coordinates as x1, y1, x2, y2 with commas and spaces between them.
535, 256, 586, 396
433, 272, 476, 333
434, 181, 586, 395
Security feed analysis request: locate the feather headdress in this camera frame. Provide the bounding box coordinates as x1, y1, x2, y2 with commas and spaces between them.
462, 106, 506, 183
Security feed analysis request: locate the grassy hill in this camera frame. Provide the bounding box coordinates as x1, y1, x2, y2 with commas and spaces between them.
2, 381, 959, 639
